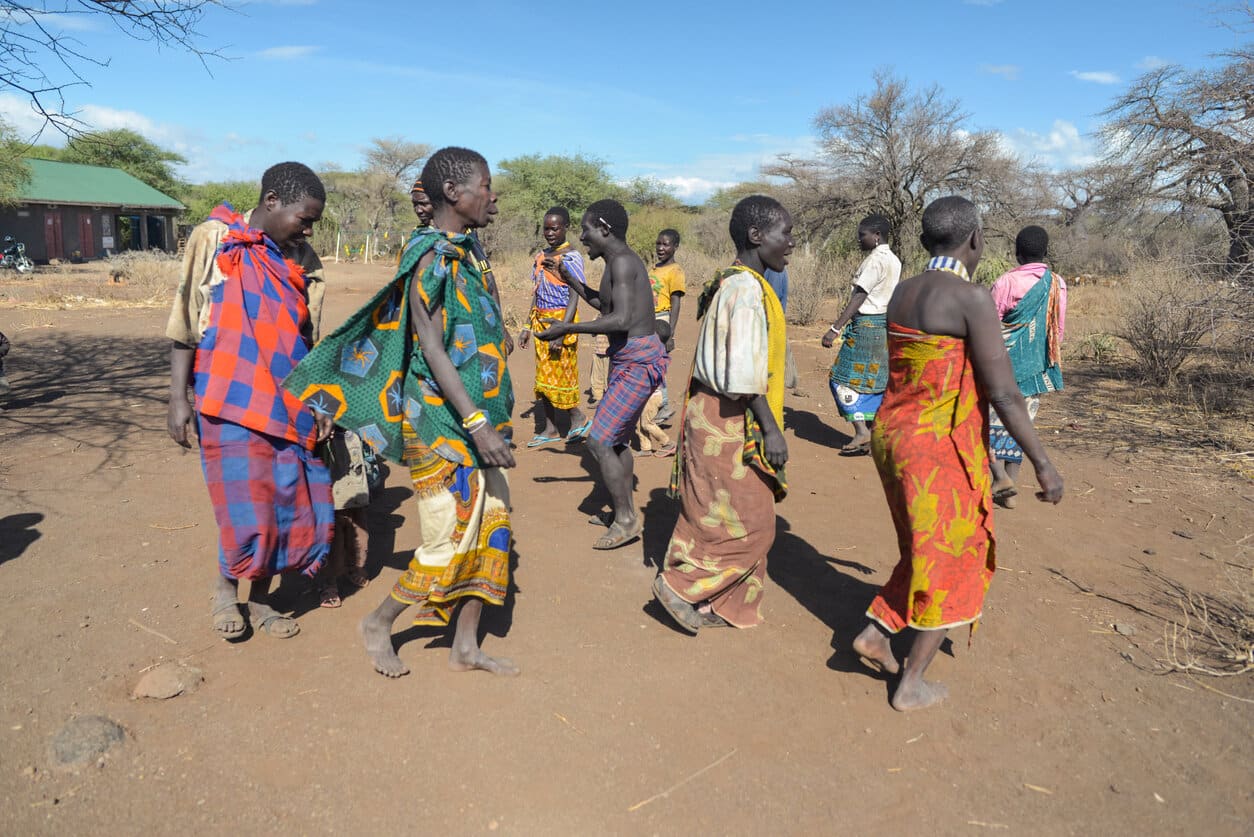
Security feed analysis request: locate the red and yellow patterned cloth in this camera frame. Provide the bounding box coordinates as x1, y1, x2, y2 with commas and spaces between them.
867, 325, 996, 633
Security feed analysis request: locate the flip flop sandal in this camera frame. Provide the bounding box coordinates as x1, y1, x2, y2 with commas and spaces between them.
318, 584, 342, 608
345, 569, 371, 588
565, 419, 593, 442
652, 576, 701, 635
526, 434, 562, 448
211, 600, 247, 640
654, 443, 677, 458
634, 448, 654, 457
587, 511, 614, 527
593, 519, 643, 550
840, 441, 871, 455
252, 609, 300, 638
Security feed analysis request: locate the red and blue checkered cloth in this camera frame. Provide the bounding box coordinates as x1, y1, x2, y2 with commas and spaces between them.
198, 414, 332, 579
589, 334, 668, 447
194, 204, 317, 449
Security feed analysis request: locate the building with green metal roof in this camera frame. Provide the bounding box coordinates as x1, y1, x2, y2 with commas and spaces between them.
1, 159, 184, 263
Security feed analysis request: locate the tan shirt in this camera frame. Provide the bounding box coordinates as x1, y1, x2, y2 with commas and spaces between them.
165, 211, 325, 346
852, 244, 902, 315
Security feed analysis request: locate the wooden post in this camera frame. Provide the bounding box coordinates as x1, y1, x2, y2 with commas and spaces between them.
335, 229, 341, 263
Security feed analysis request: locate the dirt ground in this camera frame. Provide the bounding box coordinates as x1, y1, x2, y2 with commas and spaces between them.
0, 261, 1251, 835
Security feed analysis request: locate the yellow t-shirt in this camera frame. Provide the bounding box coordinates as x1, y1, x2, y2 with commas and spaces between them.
649, 262, 686, 313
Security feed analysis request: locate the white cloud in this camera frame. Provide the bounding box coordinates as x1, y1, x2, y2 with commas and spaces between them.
981, 64, 1020, 81
258, 45, 319, 60
627, 133, 818, 203
1069, 70, 1120, 85
1000, 119, 1100, 168
657, 177, 739, 202
1136, 55, 1168, 70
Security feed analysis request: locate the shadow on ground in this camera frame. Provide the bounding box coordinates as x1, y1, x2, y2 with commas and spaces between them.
0, 333, 170, 475
0, 512, 43, 564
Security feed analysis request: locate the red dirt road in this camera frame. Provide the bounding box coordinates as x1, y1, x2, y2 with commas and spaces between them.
1, 263, 1250, 835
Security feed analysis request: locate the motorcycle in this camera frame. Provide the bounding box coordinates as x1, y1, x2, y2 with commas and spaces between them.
1, 236, 34, 274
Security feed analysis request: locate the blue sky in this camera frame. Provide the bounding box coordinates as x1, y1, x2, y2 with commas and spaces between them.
0, 0, 1238, 202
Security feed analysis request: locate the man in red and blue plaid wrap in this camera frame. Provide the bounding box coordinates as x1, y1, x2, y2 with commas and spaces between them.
166, 162, 334, 641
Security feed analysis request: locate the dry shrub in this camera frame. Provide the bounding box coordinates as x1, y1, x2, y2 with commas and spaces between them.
106, 251, 182, 301
1150, 565, 1254, 679
1117, 257, 1219, 386
787, 251, 857, 326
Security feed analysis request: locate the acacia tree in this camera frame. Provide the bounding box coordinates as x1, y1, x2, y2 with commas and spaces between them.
61, 128, 186, 196
1100, 44, 1254, 277
776, 69, 1020, 257
0, 117, 30, 204
0, 1, 224, 136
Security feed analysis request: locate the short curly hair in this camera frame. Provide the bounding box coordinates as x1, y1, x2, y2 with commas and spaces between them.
729, 195, 786, 252
421, 147, 488, 209
259, 162, 325, 206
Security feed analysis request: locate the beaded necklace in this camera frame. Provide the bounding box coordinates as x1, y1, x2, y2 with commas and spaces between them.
925, 256, 971, 281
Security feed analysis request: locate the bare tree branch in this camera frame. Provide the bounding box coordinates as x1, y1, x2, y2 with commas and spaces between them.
0, 0, 227, 139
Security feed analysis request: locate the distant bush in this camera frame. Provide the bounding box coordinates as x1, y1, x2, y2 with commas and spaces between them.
106, 251, 181, 300
1117, 258, 1216, 386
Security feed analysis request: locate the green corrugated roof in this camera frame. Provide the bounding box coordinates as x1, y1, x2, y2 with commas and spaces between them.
19, 158, 183, 210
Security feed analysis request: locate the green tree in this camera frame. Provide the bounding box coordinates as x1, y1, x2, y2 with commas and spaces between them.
496, 153, 621, 230
180, 180, 258, 224
0, 119, 32, 206
61, 129, 186, 197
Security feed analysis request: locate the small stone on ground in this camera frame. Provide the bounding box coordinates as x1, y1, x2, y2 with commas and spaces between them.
48, 716, 126, 770
132, 662, 203, 700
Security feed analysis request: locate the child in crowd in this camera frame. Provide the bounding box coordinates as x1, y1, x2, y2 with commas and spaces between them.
649, 229, 686, 422
316, 428, 375, 607
636, 319, 676, 457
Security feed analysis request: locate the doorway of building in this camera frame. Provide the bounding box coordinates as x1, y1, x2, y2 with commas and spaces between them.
44, 210, 64, 260
146, 215, 166, 251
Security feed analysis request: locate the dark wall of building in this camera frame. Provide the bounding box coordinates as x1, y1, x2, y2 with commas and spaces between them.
0, 205, 178, 262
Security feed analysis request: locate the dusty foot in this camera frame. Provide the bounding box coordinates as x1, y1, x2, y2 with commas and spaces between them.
852, 625, 901, 674
840, 435, 872, 455
995, 493, 1018, 510
248, 602, 299, 638
991, 478, 1017, 500
593, 517, 643, 550
359, 614, 409, 678
210, 589, 247, 640
449, 647, 520, 676
891, 678, 949, 711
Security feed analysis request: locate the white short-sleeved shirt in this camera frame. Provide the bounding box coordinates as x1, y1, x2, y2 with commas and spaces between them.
852, 244, 902, 315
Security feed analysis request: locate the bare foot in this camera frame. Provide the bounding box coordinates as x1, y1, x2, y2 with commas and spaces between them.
359, 614, 409, 678
853, 624, 901, 674
448, 647, 520, 677
891, 678, 949, 711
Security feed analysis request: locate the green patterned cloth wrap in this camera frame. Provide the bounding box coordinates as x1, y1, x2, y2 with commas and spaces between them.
283, 228, 513, 468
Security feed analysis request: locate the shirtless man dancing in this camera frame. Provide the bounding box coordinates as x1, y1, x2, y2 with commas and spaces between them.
536, 199, 667, 550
